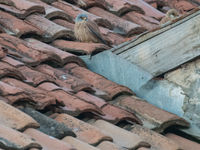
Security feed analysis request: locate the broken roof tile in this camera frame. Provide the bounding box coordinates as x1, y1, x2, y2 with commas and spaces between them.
52, 1, 112, 29
166, 133, 200, 150
97, 141, 125, 150
62, 136, 99, 150
0, 10, 41, 37
25, 38, 86, 67
28, 0, 73, 22
0, 0, 45, 19
0, 100, 39, 131
130, 124, 180, 150
0, 124, 41, 150
88, 7, 146, 36
65, 63, 134, 100
92, 120, 150, 149
122, 11, 160, 31
24, 128, 75, 150
22, 107, 76, 139
52, 40, 110, 55
1, 78, 56, 109
50, 90, 103, 116
25, 14, 74, 42
112, 95, 190, 132
0, 61, 25, 80
55, 113, 112, 145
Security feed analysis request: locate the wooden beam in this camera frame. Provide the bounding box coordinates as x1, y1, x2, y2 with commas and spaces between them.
112, 9, 200, 77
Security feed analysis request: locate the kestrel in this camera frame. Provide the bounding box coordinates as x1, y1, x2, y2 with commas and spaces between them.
160, 9, 179, 25
74, 14, 107, 45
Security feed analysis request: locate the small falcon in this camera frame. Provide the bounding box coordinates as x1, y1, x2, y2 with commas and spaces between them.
74, 14, 107, 45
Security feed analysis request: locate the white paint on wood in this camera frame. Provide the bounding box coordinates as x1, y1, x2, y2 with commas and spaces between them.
112, 10, 200, 76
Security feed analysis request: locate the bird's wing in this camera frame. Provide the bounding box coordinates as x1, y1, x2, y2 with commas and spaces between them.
86, 20, 107, 45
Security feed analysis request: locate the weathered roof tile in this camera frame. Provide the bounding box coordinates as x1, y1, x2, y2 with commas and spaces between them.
24, 128, 75, 150
0, 100, 39, 131
65, 63, 134, 100
52, 40, 110, 55
130, 124, 181, 150
0, 124, 41, 150
22, 107, 76, 139
62, 136, 99, 150
0, 0, 45, 19
25, 14, 74, 42
92, 120, 150, 149
166, 133, 200, 150
112, 95, 190, 132
52, 1, 112, 29
0, 10, 41, 37
88, 7, 146, 36
55, 113, 112, 145
1, 78, 56, 109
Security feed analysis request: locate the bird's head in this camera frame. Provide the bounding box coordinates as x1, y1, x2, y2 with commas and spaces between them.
75, 14, 88, 23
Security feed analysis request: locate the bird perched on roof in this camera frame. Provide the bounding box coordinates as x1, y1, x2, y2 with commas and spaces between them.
74, 14, 107, 45
160, 9, 180, 25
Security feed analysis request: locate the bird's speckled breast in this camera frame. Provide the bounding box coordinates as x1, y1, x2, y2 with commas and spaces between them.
74, 21, 99, 43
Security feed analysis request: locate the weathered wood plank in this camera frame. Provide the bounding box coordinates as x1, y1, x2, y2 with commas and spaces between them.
112, 9, 200, 77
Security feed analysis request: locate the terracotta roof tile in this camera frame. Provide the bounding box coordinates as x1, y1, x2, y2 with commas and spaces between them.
0, 124, 41, 149
62, 136, 99, 150
97, 141, 125, 150
166, 133, 200, 150
0, 0, 45, 19
36, 64, 92, 93
0, 100, 39, 131
65, 63, 134, 100
1, 78, 56, 109
88, 7, 146, 36
50, 90, 103, 116
0, 33, 85, 67
130, 124, 180, 150
28, 0, 73, 21
52, 19, 75, 30
2, 56, 24, 67
25, 14, 74, 42
0, 61, 25, 80
112, 95, 190, 132
0, 80, 30, 104
22, 107, 76, 139
75, 91, 107, 108
76, 91, 142, 124
52, 1, 112, 29
99, 27, 126, 45
52, 40, 110, 55
19, 66, 55, 86
92, 120, 150, 149
122, 11, 160, 30
55, 113, 112, 145
0, 45, 6, 59
24, 38, 86, 67
24, 128, 75, 150
0, 10, 41, 37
